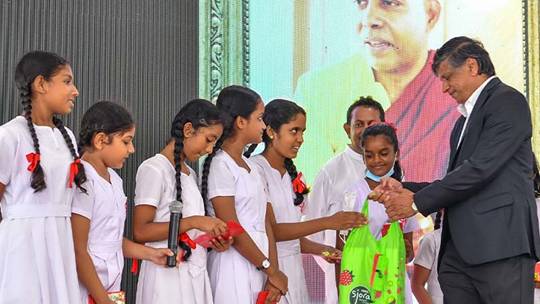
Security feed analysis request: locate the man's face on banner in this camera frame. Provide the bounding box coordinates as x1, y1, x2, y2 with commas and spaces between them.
356, 0, 440, 74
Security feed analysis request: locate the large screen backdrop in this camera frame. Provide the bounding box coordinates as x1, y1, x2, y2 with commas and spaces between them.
198, 0, 539, 301
200, 0, 539, 186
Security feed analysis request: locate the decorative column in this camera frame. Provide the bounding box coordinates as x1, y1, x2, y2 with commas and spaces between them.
199, 0, 250, 100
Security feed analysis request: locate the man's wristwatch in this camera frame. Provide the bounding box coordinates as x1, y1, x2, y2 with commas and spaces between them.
257, 258, 271, 271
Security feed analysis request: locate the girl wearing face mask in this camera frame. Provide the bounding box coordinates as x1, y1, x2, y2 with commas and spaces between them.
336, 123, 419, 304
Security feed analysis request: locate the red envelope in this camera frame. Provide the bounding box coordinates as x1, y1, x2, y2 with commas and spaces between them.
194, 220, 245, 248
256, 290, 269, 304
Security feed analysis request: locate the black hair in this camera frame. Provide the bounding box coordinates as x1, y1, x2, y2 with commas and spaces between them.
169, 99, 224, 261
244, 99, 308, 206
78, 101, 135, 152
533, 154, 540, 198
433, 210, 442, 230
360, 123, 403, 181
345, 96, 385, 125
201, 85, 261, 204
14, 50, 86, 192
432, 36, 495, 77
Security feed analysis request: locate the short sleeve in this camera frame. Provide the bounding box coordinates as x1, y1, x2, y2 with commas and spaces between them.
304, 169, 331, 220
413, 232, 437, 270
0, 127, 18, 185
207, 157, 236, 199
72, 180, 96, 220
403, 214, 420, 233
134, 164, 163, 207
251, 161, 271, 203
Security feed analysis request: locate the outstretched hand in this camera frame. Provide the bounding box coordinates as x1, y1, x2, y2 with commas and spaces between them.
379, 188, 417, 221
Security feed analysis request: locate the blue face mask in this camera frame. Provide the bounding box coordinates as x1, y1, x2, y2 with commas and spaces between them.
365, 154, 397, 182
365, 166, 395, 182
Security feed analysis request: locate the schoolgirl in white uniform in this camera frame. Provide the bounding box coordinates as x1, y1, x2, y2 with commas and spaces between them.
247, 99, 367, 304
0, 51, 85, 303
201, 86, 288, 304
71, 101, 173, 304
339, 123, 420, 304
133, 99, 231, 304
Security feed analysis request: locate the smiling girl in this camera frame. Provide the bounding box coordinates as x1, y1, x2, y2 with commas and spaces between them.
337, 123, 419, 304
0, 51, 85, 303
247, 99, 367, 304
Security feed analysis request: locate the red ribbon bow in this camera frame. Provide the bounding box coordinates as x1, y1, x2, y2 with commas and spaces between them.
130, 259, 139, 274
26, 152, 41, 172
292, 172, 307, 194
68, 159, 81, 188
179, 232, 197, 249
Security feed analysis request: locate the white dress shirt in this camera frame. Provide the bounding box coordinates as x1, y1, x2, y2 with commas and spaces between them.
456, 76, 497, 146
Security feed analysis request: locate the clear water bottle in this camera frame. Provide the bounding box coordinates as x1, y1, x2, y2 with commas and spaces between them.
340, 191, 357, 241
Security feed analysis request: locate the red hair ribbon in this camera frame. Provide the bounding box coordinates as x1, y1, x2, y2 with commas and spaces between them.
26, 152, 40, 172
68, 158, 81, 188
130, 259, 139, 274
292, 172, 307, 194
179, 232, 197, 249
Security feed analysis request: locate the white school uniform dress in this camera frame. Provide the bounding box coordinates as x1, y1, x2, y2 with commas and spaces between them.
345, 178, 420, 304
251, 155, 308, 304
305, 145, 366, 304
414, 229, 443, 304
71, 161, 127, 303
134, 154, 212, 304
206, 150, 269, 304
0, 116, 81, 304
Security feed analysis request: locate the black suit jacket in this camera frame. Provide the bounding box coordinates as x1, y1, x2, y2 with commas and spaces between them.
404, 78, 540, 265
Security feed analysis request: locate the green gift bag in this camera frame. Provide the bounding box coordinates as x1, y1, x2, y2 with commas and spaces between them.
339, 199, 406, 304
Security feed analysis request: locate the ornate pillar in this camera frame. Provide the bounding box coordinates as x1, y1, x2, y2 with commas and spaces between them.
199, 0, 250, 100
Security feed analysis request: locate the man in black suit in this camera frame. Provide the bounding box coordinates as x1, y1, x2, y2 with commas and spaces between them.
375, 36, 540, 303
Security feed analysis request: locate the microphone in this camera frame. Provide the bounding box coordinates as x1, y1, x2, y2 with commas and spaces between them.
166, 200, 182, 267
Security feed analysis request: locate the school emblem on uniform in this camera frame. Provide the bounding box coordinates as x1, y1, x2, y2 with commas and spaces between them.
349, 286, 373, 304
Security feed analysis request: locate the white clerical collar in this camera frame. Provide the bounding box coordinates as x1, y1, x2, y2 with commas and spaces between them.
457, 76, 497, 118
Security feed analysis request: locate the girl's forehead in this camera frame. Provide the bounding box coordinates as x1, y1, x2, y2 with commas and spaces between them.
365, 134, 393, 145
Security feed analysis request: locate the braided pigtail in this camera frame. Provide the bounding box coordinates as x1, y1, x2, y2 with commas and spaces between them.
201, 136, 224, 204
284, 158, 307, 206
53, 117, 87, 192
20, 85, 46, 192
172, 125, 192, 260
243, 143, 258, 158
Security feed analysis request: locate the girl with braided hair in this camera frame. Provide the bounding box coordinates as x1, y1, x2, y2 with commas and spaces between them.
247, 99, 368, 304
0, 51, 85, 302
71, 101, 175, 304
133, 99, 231, 304
201, 86, 288, 304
